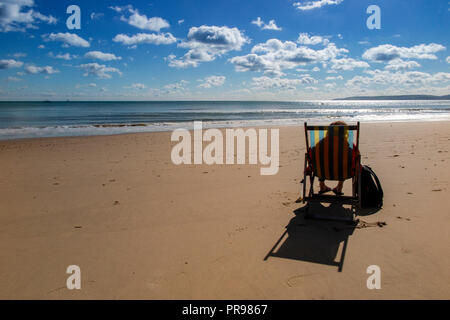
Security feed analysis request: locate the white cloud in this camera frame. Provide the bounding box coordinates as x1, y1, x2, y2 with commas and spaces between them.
109, 6, 122, 13
0, 0, 57, 32
230, 38, 348, 76
293, 0, 344, 11
32, 11, 57, 24
180, 25, 249, 52
168, 25, 249, 68
0, 59, 23, 69
384, 58, 420, 71
178, 19, 184, 25
113, 33, 176, 46
25, 65, 59, 74
75, 83, 97, 89
251, 17, 282, 31
85, 51, 122, 61
346, 69, 450, 89
362, 43, 446, 62
125, 83, 146, 90
252, 17, 264, 28
80, 63, 122, 79
5, 76, 22, 82
166, 54, 199, 68
262, 20, 282, 31
297, 33, 329, 45
48, 52, 78, 60
38, 44, 45, 49
312, 66, 320, 72
330, 58, 370, 70
121, 8, 170, 32
326, 75, 343, 81
252, 75, 317, 90
163, 80, 189, 93
108, 5, 132, 13
198, 75, 226, 88
90, 12, 104, 20
447, 56, 450, 64
11, 52, 26, 58
43, 32, 90, 47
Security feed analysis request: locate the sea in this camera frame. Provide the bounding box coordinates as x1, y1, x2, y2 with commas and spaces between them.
0, 100, 450, 140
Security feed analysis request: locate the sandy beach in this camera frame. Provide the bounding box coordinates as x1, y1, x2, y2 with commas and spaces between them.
0, 121, 449, 299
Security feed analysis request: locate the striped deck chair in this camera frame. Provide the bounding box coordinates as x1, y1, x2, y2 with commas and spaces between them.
301, 122, 361, 222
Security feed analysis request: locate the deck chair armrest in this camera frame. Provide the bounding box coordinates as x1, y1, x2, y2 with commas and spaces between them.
303, 152, 313, 176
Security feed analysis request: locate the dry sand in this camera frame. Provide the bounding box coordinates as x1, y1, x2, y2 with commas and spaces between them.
0, 121, 449, 299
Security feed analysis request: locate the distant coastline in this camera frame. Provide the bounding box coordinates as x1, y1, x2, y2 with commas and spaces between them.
335, 94, 450, 100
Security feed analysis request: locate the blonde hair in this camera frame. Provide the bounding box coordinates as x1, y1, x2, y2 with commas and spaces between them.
329, 121, 349, 140
330, 121, 347, 126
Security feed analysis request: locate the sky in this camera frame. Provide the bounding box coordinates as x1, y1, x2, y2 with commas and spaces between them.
0, 0, 449, 101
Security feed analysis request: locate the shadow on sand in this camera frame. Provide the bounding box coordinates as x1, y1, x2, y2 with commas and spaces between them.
264, 203, 358, 272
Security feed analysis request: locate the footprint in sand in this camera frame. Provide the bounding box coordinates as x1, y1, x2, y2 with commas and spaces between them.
286, 274, 317, 287
401, 247, 411, 254
355, 220, 387, 229
235, 226, 247, 232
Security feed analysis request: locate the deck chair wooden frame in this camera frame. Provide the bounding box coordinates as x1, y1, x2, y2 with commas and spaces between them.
301, 122, 361, 222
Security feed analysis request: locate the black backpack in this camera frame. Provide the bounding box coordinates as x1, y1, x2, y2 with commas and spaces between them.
360, 165, 383, 208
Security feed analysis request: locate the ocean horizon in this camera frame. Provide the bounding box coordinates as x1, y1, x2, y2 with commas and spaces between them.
1, 100, 450, 140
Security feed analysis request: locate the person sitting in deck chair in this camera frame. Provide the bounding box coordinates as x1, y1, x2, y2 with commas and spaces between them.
308, 121, 359, 196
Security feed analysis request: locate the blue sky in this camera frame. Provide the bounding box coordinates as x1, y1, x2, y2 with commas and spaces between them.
0, 0, 449, 100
